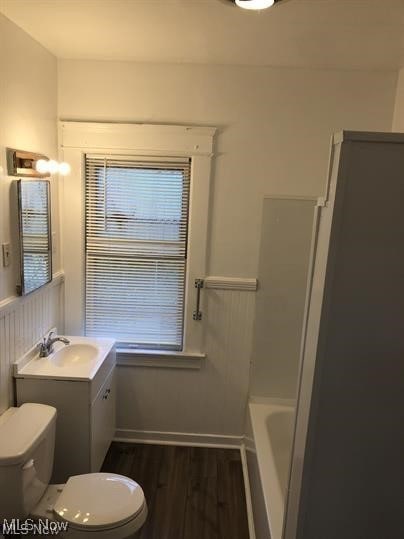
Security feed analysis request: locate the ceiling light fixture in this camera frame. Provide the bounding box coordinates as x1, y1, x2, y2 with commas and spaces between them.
224, 0, 285, 10
235, 0, 274, 9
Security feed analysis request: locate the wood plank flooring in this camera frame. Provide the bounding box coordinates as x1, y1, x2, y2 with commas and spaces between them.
101, 442, 250, 539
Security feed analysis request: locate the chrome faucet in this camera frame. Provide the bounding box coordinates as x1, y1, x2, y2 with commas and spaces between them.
39, 331, 70, 357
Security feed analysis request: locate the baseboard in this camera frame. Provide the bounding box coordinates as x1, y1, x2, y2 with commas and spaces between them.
114, 428, 243, 448
241, 443, 257, 539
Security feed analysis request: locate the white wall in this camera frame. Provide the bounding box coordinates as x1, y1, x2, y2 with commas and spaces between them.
116, 288, 255, 439
0, 14, 60, 300
0, 14, 62, 414
250, 197, 315, 401
58, 60, 397, 437
59, 60, 397, 278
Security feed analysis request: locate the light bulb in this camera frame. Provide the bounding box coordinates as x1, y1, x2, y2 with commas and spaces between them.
58, 162, 71, 176
235, 0, 275, 9
35, 159, 49, 174
47, 160, 59, 174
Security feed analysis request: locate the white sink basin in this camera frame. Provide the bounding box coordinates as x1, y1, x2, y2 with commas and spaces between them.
13, 335, 115, 381
50, 344, 98, 367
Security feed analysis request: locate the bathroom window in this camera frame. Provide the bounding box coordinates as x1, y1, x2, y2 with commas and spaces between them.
85, 156, 190, 351
60, 121, 215, 358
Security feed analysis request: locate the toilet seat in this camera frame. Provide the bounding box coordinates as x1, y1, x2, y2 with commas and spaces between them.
53, 473, 145, 531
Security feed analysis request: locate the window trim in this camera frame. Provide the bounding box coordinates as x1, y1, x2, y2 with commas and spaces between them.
60, 122, 216, 355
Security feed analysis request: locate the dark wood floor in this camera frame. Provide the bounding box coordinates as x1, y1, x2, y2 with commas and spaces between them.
101, 442, 250, 539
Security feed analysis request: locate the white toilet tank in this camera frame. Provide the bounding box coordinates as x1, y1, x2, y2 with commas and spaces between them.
0, 403, 57, 519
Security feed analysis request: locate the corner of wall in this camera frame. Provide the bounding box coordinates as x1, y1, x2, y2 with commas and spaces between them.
392, 67, 404, 132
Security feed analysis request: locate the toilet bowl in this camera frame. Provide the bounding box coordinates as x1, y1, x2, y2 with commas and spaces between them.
0, 403, 147, 538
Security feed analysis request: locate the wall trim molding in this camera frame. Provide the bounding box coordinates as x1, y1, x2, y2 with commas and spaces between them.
241, 444, 257, 539
244, 435, 256, 454
205, 276, 258, 291
59, 121, 216, 156
0, 271, 64, 318
114, 428, 243, 448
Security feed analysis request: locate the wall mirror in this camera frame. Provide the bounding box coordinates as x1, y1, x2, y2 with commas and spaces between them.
15, 180, 52, 295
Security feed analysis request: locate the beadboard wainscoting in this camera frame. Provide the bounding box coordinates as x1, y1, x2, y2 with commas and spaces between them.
0, 273, 64, 415
115, 278, 256, 443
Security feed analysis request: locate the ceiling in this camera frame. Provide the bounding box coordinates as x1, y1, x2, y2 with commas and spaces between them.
1, 0, 404, 69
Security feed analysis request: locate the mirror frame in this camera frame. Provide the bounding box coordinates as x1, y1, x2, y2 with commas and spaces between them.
16, 179, 52, 296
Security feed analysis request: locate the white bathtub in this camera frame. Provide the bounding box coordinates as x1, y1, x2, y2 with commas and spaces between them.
246, 400, 295, 539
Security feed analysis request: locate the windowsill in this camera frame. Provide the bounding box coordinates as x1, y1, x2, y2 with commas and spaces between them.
116, 348, 206, 369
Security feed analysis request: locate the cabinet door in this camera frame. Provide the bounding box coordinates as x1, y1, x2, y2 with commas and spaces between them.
91, 369, 115, 472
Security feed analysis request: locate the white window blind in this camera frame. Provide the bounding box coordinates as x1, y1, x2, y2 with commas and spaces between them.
85, 155, 191, 351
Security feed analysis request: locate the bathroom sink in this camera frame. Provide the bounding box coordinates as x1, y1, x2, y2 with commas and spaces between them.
50, 344, 98, 367
13, 334, 115, 381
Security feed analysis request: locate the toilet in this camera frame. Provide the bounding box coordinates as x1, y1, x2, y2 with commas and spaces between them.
0, 403, 147, 538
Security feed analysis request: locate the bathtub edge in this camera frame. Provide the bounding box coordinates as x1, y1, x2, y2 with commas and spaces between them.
241, 443, 257, 539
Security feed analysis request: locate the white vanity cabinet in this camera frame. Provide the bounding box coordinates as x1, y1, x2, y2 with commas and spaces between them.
15, 344, 116, 483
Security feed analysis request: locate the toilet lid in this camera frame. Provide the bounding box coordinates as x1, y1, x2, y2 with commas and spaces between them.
54, 473, 145, 530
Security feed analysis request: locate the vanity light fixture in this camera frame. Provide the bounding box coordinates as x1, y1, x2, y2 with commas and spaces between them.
7, 148, 49, 178
7, 148, 71, 177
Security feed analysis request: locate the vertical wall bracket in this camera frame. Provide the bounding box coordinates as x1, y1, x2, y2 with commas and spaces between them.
193, 279, 204, 321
